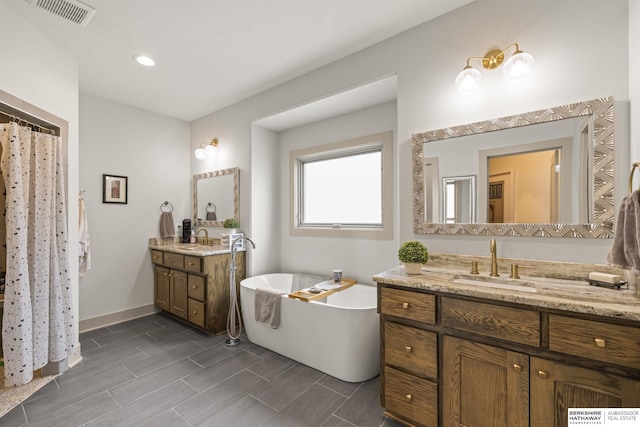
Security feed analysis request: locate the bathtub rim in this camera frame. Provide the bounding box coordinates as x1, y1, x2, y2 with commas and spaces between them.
240, 273, 377, 310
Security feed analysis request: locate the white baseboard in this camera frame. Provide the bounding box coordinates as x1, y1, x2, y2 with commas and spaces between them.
79, 304, 158, 333
69, 343, 82, 368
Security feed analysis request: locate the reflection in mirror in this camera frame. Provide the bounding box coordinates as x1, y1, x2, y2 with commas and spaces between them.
412, 97, 614, 238
443, 175, 476, 223
192, 167, 239, 228
487, 149, 561, 223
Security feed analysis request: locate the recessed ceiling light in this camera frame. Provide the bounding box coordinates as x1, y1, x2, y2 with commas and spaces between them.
134, 55, 155, 67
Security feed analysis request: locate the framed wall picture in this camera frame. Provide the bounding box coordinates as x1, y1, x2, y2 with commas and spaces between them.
103, 174, 128, 204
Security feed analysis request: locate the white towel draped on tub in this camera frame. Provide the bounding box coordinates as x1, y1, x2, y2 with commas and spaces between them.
255, 287, 284, 328
607, 189, 640, 271
79, 194, 91, 276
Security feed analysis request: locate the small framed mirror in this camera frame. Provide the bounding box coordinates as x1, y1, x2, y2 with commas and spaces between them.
192, 167, 239, 227
442, 175, 476, 223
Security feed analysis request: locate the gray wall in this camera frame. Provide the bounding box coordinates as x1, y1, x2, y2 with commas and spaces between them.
192, 0, 632, 286
78, 94, 190, 321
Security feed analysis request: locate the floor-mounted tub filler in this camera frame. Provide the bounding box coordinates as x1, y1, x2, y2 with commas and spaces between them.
226, 236, 256, 347
240, 273, 380, 383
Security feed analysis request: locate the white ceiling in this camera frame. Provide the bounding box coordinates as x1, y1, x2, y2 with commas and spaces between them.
4, 0, 473, 122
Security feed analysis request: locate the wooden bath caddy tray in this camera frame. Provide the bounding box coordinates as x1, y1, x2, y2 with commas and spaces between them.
288, 279, 357, 302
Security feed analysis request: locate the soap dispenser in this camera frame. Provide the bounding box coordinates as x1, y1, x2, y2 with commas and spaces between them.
189, 229, 196, 243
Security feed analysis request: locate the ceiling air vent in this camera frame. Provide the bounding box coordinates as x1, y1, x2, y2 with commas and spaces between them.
26, 0, 96, 27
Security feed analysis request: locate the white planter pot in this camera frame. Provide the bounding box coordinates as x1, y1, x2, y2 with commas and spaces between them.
404, 262, 423, 275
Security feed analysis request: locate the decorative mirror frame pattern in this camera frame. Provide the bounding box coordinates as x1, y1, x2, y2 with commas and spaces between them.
412, 97, 614, 238
192, 166, 240, 227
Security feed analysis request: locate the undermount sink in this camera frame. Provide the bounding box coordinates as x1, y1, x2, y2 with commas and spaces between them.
452, 274, 538, 293
180, 244, 211, 251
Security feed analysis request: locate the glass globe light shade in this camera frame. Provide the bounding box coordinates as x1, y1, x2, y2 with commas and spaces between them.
204, 144, 218, 157
503, 51, 535, 80
134, 55, 155, 67
455, 66, 481, 92
194, 147, 207, 160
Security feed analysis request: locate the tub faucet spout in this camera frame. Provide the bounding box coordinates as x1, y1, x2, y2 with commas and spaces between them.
231, 237, 255, 266
490, 238, 499, 277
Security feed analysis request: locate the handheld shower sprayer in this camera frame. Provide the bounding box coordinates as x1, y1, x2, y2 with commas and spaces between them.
225, 236, 255, 346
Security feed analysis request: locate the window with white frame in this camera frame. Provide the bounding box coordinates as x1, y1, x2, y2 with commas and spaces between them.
290, 131, 393, 239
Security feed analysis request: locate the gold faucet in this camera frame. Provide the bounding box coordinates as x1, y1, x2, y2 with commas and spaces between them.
490, 238, 499, 277
196, 228, 209, 245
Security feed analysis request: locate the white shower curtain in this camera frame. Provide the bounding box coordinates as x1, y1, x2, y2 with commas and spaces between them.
0, 122, 74, 387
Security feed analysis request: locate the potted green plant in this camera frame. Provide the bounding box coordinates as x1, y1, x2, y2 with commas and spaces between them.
398, 240, 428, 274
223, 217, 240, 234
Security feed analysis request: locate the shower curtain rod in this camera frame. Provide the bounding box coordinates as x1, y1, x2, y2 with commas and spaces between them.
1, 109, 55, 134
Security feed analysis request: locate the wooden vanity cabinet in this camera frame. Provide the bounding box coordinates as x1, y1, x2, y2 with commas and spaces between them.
151, 248, 245, 334
378, 283, 640, 427
380, 287, 439, 426
443, 336, 529, 427
530, 357, 640, 427
154, 265, 170, 312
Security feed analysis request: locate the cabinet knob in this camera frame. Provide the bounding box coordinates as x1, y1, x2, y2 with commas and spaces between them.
402, 302, 409, 309
405, 394, 412, 401
594, 338, 606, 348
513, 364, 522, 372
405, 346, 412, 353
192, 285, 197, 289
188, 262, 196, 266
537, 370, 549, 380
192, 310, 197, 315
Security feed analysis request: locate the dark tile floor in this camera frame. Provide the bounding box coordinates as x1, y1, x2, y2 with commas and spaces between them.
1, 314, 404, 427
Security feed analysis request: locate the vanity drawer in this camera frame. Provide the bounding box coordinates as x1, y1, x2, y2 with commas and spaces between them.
385, 321, 437, 379
188, 274, 206, 301
150, 250, 163, 265
380, 287, 435, 324
384, 366, 438, 427
163, 252, 184, 270
549, 315, 640, 369
442, 297, 540, 347
184, 255, 202, 273
188, 299, 205, 328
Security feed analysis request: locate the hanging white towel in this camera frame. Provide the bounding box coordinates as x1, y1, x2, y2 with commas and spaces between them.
607, 189, 640, 271
79, 195, 92, 276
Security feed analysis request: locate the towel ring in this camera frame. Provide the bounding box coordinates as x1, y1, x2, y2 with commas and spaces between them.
206, 202, 217, 212
629, 162, 640, 193
160, 201, 174, 212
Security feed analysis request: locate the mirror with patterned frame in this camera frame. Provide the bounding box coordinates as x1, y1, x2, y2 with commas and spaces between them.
412, 97, 614, 238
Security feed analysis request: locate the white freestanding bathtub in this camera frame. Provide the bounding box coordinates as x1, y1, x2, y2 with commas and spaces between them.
240, 273, 380, 382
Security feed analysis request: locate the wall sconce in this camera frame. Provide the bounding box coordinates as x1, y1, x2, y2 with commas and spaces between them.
194, 138, 219, 160
455, 43, 534, 92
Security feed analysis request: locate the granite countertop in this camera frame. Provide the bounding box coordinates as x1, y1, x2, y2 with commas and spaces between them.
148, 240, 245, 256
373, 266, 640, 322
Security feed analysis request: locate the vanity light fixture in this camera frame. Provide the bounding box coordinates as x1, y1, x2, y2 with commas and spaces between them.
455, 43, 534, 92
194, 138, 219, 160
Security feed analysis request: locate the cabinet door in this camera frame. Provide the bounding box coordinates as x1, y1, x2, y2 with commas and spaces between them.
154, 266, 170, 311
443, 336, 529, 427
169, 270, 188, 319
530, 357, 640, 427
